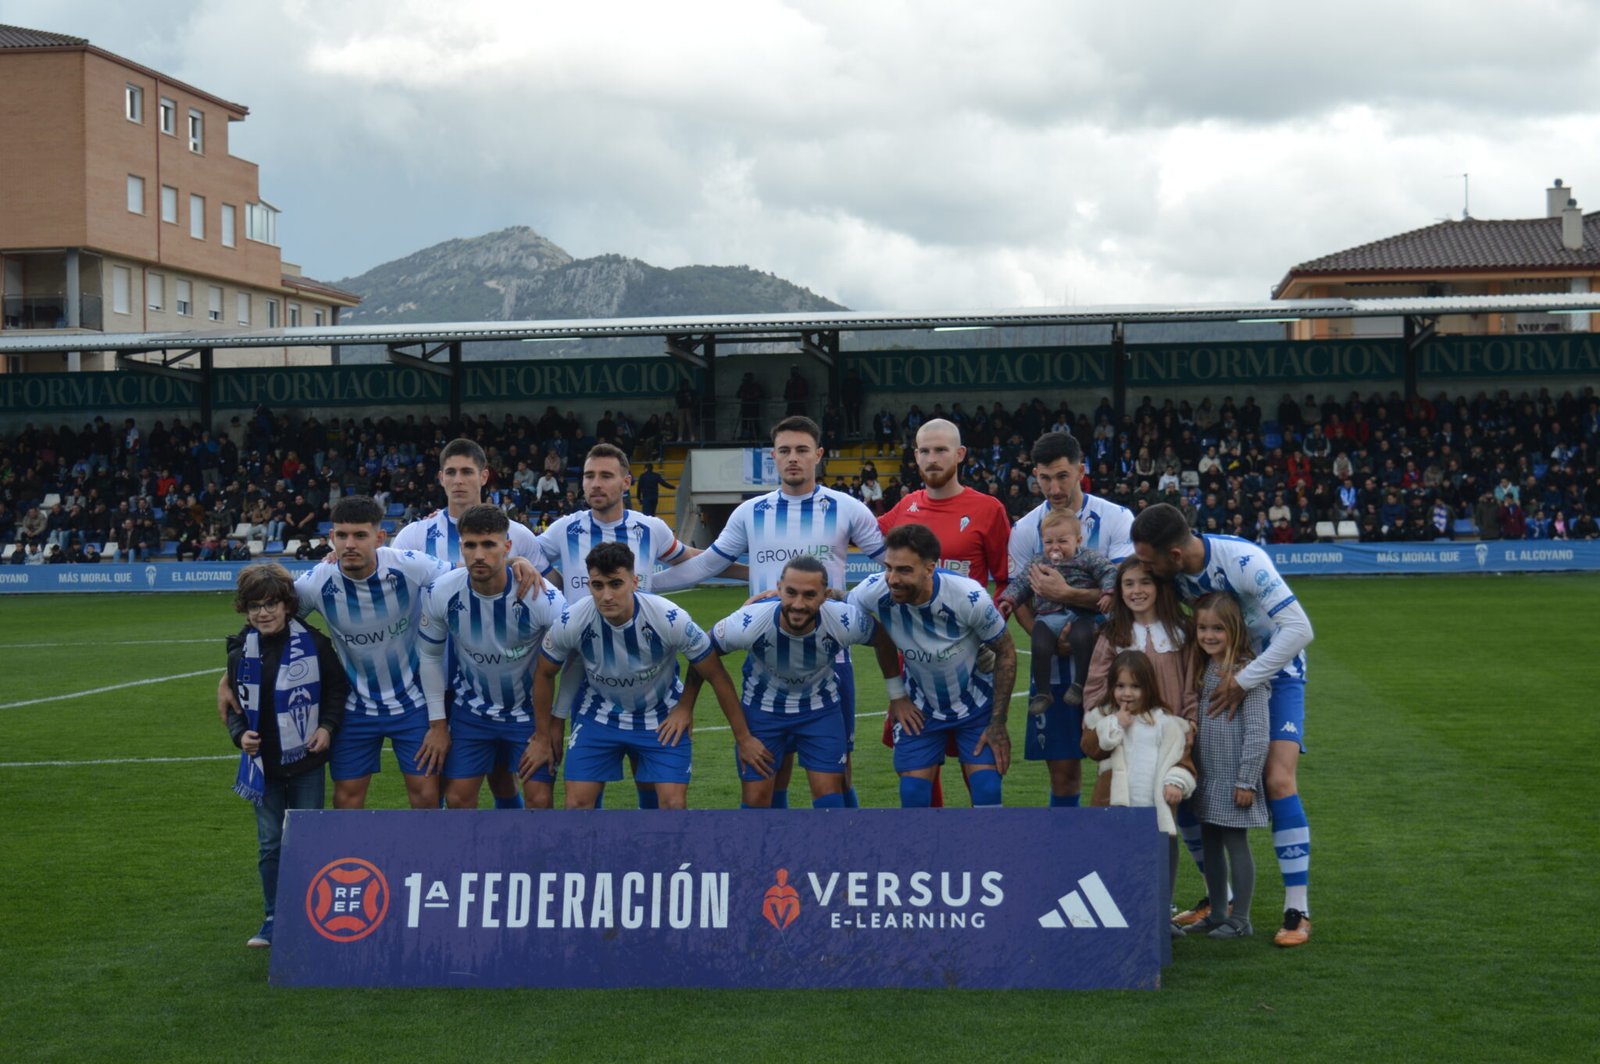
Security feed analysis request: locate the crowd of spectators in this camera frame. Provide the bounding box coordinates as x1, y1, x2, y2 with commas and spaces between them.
3, 384, 1597, 564
835, 386, 1600, 546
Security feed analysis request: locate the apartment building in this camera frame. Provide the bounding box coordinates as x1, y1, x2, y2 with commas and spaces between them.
1273, 179, 1599, 339
0, 23, 358, 372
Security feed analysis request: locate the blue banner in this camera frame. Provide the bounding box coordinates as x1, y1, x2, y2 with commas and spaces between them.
269, 809, 1168, 989
1265, 540, 1600, 575
0, 560, 318, 593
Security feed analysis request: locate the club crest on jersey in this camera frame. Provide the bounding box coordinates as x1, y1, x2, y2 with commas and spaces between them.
817, 497, 831, 511
640, 622, 662, 646
960, 516, 971, 531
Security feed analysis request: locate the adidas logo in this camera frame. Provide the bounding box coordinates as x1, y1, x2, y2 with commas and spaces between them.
1037, 871, 1127, 929
1280, 722, 1300, 735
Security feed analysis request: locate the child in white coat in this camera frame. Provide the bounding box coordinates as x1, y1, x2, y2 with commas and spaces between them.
1082, 649, 1196, 938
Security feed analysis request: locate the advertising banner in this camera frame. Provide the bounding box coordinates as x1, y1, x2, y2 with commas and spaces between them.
269, 809, 1169, 990
1265, 540, 1600, 576
5, 542, 1597, 593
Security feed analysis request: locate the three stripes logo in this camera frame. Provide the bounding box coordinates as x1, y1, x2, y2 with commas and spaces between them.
1037, 871, 1128, 929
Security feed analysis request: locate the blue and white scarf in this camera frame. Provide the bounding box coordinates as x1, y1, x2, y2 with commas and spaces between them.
233, 619, 322, 803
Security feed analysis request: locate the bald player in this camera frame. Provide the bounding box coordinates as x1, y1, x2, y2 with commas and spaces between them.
877, 418, 1011, 806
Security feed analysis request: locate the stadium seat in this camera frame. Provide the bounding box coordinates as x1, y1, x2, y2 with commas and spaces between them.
386, 502, 406, 517
248, 540, 265, 556
230, 522, 252, 539
380, 519, 397, 533
152, 507, 164, 521
267, 540, 286, 554
1180, 471, 1200, 489
1, 543, 15, 561
1336, 520, 1360, 540
1452, 519, 1479, 539
282, 539, 300, 556
161, 540, 179, 556
317, 521, 334, 535
1263, 432, 1283, 449
41, 493, 60, 510
1314, 521, 1336, 541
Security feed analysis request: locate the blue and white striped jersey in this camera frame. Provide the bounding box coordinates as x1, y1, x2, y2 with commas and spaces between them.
540, 592, 712, 730
709, 486, 885, 595
1172, 534, 1308, 682
537, 511, 685, 603
710, 600, 877, 716
1008, 493, 1135, 580
392, 510, 541, 566
416, 568, 563, 723
294, 547, 452, 718
847, 569, 1008, 722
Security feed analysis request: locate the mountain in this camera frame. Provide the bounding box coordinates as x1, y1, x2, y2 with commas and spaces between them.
332, 227, 847, 360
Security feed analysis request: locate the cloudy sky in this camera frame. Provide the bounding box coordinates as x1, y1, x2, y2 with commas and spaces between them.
9, 0, 1600, 309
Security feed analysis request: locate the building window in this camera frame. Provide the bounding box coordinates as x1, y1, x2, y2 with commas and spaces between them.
246, 201, 279, 246
189, 194, 205, 239
187, 109, 204, 153
313, 309, 325, 327
111, 266, 133, 315
161, 186, 178, 224
220, 204, 236, 248
237, 292, 251, 325
148, 273, 165, 311
176, 279, 193, 317
125, 85, 143, 122
159, 97, 176, 135
288, 303, 301, 327
266, 299, 279, 328
208, 286, 224, 322
127, 175, 145, 215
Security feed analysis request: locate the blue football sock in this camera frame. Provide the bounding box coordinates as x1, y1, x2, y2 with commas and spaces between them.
812, 793, 845, 809
842, 787, 859, 809
1269, 794, 1311, 912
636, 788, 659, 810
1048, 792, 1080, 808
1176, 799, 1206, 875
493, 793, 523, 810
770, 789, 789, 809
899, 777, 934, 808
967, 769, 1002, 807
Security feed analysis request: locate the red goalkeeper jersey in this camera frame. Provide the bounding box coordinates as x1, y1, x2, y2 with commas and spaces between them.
878, 486, 1011, 598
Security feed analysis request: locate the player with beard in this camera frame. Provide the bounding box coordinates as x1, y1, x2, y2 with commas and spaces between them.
1007, 432, 1134, 809
393, 438, 542, 809
537, 443, 722, 809
650, 416, 885, 808
877, 418, 1011, 806
687, 556, 878, 808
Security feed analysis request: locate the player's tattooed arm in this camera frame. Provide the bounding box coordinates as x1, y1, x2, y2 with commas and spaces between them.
976, 631, 1017, 775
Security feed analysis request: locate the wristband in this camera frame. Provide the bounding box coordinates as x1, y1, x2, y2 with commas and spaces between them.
885, 677, 907, 699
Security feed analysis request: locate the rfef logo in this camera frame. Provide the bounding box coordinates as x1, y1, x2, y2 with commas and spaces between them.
306, 858, 390, 942
762, 869, 800, 930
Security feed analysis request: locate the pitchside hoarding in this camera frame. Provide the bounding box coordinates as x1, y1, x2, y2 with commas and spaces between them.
269, 809, 1169, 990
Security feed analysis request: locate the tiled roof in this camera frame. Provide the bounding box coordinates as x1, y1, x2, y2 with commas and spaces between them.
1289, 214, 1600, 274
0, 24, 87, 48
283, 274, 362, 305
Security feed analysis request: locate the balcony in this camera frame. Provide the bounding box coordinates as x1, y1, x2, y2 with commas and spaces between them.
1, 293, 104, 332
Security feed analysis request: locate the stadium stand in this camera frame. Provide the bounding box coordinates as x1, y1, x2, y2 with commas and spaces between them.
2, 384, 1596, 564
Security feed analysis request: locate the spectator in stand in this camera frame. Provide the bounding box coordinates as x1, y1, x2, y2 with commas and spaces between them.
635, 463, 674, 518
873, 408, 897, 456
1472, 492, 1497, 540
1497, 497, 1527, 539
784, 365, 810, 418
842, 369, 864, 437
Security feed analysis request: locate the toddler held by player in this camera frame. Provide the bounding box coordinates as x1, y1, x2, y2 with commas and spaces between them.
997, 510, 1115, 713
1185, 593, 1270, 940
1081, 649, 1195, 934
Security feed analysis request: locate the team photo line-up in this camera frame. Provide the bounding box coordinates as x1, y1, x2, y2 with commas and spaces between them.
220, 416, 1313, 949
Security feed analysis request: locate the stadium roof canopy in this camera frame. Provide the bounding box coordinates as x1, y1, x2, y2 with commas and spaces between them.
1, 292, 1597, 356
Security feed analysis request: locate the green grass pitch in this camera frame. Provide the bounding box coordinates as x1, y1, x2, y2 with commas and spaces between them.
1, 575, 1596, 1061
